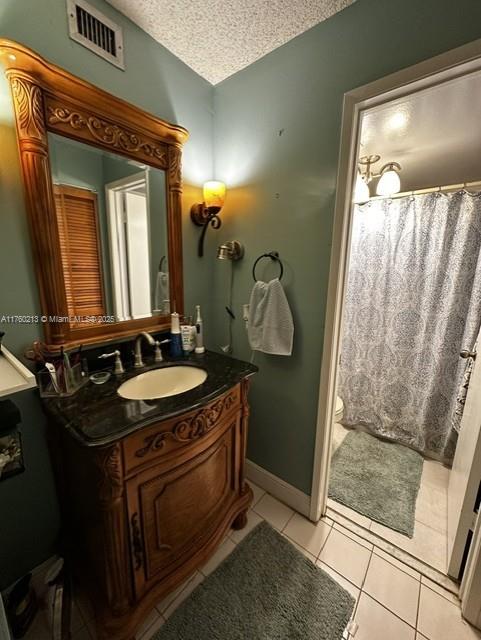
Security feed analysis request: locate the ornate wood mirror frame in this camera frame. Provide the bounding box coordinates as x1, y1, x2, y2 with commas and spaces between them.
0, 40, 188, 349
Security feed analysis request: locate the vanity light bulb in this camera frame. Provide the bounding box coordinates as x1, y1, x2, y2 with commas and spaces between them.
376, 169, 401, 196
203, 181, 226, 209
353, 174, 370, 203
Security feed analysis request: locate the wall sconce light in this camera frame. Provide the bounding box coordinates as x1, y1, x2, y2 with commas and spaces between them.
354, 154, 402, 203
217, 240, 244, 261
191, 181, 226, 257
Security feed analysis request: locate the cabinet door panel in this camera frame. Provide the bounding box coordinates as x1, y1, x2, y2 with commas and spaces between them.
127, 417, 239, 595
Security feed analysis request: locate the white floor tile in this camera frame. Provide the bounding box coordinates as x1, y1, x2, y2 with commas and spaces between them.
318, 528, 371, 587
370, 519, 447, 573
156, 573, 198, 614
415, 483, 447, 534
333, 522, 373, 550
252, 493, 294, 531
363, 554, 420, 626
283, 512, 331, 557
420, 575, 459, 606
421, 460, 450, 492
373, 547, 420, 580
163, 572, 204, 619
200, 538, 236, 576
354, 592, 415, 640
230, 509, 263, 544
135, 608, 161, 640
418, 585, 481, 640
282, 535, 318, 563
139, 614, 165, 640
317, 560, 360, 603
248, 481, 265, 506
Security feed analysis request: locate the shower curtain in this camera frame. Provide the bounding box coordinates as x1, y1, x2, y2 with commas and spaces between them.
338, 191, 481, 461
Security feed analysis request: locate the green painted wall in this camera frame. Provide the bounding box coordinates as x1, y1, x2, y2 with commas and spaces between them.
0, 0, 213, 588
211, 0, 481, 494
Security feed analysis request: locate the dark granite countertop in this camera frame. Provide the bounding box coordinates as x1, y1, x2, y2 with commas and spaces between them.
43, 350, 257, 447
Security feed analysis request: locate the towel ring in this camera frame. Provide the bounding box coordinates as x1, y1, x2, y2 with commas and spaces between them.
158, 255, 166, 271
252, 251, 284, 282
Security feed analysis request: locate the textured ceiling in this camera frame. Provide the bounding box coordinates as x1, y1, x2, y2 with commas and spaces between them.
107, 0, 355, 84
360, 70, 481, 192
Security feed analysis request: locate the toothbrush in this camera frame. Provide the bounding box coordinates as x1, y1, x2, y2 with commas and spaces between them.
62, 346, 74, 391
45, 362, 60, 394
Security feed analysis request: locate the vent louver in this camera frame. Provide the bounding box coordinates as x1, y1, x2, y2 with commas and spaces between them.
67, 0, 124, 70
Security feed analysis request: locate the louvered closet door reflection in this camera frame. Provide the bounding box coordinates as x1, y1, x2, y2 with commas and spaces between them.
53, 184, 106, 322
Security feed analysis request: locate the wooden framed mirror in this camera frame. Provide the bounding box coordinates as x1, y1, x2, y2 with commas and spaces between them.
0, 40, 188, 349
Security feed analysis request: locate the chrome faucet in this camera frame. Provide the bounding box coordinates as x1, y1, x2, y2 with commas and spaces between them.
134, 332, 166, 368
98, 350, 125, 375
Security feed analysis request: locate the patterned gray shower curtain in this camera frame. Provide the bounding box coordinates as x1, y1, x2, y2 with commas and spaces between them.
338, 192, 481, 461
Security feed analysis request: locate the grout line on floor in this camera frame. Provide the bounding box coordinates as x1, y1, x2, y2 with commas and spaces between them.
328, 503, 457, 592
281, 511, 296, 533
415, 575, 422, 631
358, 590, 418, 633
315, 523, 333, 560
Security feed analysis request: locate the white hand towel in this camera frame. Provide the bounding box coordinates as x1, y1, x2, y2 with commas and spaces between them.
247, 278, 294, 356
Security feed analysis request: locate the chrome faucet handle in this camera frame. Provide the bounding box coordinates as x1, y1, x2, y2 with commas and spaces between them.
98, 350, 125, 375
154, 338, 170, 363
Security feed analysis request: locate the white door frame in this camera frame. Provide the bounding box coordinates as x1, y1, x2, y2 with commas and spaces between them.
310, 37, 481, 524
105, 170, 151, 320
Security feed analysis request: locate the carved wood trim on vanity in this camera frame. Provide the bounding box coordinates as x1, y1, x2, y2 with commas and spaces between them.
93, 444, 131, 616
135, 388, 240, 458
0, 40, 188, 349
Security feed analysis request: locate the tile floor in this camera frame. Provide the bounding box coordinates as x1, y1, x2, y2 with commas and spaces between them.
330, 422, 450, 573
23, 481, 479, 640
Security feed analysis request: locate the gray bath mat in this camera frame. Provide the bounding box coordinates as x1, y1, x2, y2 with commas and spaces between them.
329, 430, 423, 537
154, 521, 355, 640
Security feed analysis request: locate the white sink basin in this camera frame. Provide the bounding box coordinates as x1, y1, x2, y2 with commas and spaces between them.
117, 366, 207, 400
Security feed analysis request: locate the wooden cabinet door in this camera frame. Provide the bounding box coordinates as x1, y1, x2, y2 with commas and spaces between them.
127, 415, 239, 597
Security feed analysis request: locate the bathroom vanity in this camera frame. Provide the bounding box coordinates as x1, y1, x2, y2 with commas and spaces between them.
44, 351, 256, 639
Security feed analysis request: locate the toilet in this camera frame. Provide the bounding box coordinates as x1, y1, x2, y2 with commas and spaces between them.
335, 396, 344, 422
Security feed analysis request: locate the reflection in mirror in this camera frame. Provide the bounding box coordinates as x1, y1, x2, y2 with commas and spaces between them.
48, 133, 170, 324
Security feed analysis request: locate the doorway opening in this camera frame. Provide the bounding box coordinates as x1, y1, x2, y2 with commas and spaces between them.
311, 41, 481, 620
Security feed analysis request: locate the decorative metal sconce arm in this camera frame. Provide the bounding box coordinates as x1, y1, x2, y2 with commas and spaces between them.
191, 204, 222, 257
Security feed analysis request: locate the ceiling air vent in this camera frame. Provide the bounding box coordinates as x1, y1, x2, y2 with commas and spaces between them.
66, 0, 124, 69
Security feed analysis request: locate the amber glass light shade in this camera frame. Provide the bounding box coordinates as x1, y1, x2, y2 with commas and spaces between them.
203, 181, 226, 209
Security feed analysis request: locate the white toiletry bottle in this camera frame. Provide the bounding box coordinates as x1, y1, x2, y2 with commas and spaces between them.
195, 305, 205, 354
170, 311, 183, 357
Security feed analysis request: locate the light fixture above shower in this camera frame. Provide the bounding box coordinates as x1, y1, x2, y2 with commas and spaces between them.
354, 154, 402, 202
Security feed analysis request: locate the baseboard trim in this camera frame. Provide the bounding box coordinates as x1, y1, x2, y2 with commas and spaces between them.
245, 459, 311, 518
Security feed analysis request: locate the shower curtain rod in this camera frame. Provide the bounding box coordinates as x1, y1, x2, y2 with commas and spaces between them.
362, 179, 481, 203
